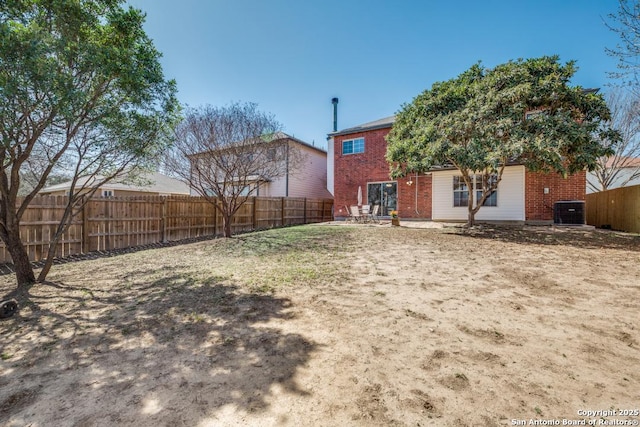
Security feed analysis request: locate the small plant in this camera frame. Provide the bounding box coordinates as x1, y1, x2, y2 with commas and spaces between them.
189, 312, 205, 323
390, 210, 398, 219
252, 283, 275, 294
455, 373, 468, 381
1, 352, 12, 360
80, 288, 94, 298
534, 406, 543, 416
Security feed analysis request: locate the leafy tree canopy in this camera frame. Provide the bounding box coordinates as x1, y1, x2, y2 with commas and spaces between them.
387, 56, 615, 178
386, 56, 617, 225
0, 0, 179, 286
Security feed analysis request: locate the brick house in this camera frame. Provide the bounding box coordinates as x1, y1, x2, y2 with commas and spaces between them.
327, 116, 586, 223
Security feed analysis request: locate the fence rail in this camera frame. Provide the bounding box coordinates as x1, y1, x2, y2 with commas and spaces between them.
585, 185, 640, 233
0, 195, 334, 263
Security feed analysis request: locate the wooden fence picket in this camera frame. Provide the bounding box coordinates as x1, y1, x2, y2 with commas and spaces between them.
0, 195, 334, 263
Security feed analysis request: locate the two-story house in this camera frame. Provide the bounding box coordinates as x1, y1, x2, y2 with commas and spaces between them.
190, 132, 332, 199
328, 116, 586, 223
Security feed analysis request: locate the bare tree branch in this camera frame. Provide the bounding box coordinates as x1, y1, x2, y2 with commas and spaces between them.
606, 0, 640, 91
166, 103, 304, 237
588, 89, 640, 191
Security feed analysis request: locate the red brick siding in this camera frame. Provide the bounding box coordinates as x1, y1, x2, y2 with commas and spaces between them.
524, 170, 586, 221
397, 174, 432, 219
333, 128, 432, 218
333, 126, 586, 221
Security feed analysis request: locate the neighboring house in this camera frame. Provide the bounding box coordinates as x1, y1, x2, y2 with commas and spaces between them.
189, 132, 332, 199
586, 156, 640, 193
39, 172, 191, 197
328, 116, 586, 223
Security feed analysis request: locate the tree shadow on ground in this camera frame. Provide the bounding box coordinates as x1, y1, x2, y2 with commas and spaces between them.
0, 233, 220, 277
0, 272, 317, 426
444, 225, 640, 251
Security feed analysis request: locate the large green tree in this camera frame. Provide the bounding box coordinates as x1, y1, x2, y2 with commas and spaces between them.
0, 0, 179, 287
386, 56, 617, 226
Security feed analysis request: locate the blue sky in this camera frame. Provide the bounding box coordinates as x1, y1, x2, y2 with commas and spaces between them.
127, 0, 622, 150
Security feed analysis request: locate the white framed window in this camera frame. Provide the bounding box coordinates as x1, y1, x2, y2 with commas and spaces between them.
102, 190, 114, 198
342, 137, 365, 155
453, 175, 498, 207
476, 175, 497, 207
453, 176, 469, 207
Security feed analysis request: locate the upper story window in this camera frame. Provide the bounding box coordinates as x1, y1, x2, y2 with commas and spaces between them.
342, 137, 365, 155
102, 190, 114, 198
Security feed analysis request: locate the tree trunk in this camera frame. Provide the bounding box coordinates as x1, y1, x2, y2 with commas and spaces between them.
223, 215, 233, 238
467, 185, 476, 227
38, 202, 77, 282
5, 226, 36, 286
37, 244, 57, 283
467, 207, 475, 227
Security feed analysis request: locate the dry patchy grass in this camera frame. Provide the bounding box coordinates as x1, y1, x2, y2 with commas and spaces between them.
0, 224, 639, 426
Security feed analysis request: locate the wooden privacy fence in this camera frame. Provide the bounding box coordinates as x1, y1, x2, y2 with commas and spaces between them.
586, 184, 640, 233
0, 195, 334, 263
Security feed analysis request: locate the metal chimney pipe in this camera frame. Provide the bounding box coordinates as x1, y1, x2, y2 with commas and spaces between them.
331, 97, 339, 132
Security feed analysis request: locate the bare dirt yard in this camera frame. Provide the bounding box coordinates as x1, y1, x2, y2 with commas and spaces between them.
1, 223, 639, 427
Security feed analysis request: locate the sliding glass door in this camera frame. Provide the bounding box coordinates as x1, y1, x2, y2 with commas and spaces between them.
367, 182, 397, 216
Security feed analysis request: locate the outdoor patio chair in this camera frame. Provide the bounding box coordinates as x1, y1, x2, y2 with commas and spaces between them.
344, 205, 354, 222
361, 205, 370, 223
370, 205, 380, 223
350, 205, 363, 222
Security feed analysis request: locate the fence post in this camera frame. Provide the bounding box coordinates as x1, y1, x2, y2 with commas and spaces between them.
161, 197, 167, 243
82, 199, 90, 253
213, 198, 218, 236
188, 200, 192, 238
252, 197, 258, 230
281, 197, 286, 227
303, 198, 307, 224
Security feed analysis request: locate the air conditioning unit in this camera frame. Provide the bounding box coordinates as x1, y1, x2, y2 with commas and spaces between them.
553, 201, 585, 225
